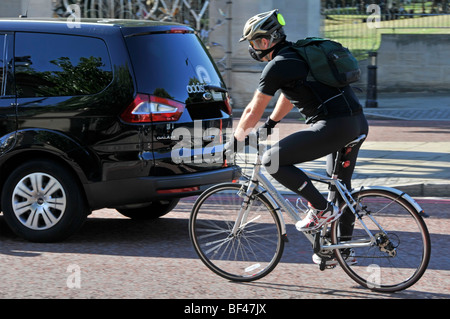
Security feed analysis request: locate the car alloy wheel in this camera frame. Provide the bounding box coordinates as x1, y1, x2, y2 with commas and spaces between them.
2, 159, 88, 242
12, 172, 67, 230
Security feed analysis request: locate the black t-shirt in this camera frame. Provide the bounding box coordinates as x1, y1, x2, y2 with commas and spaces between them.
257, 41, 362, 123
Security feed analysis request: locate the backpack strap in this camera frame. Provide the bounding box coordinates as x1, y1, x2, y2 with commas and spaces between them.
278, 46, 329, 115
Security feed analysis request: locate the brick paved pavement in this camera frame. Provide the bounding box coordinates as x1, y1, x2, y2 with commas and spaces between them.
361, 92, 450, 121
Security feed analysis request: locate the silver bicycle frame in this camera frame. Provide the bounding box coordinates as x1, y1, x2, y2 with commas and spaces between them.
227, 130, 426, 263
231, 143, 377, 252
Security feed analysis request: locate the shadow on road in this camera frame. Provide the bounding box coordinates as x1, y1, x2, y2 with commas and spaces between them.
236, 281, 450, 299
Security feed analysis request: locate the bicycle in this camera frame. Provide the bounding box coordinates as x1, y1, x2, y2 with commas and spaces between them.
189, 133, 431, 292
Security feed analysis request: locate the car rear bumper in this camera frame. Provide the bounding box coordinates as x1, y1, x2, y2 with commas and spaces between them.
84, 165, 241, 210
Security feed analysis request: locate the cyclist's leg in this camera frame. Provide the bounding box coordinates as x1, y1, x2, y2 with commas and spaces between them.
262, 115, 366, 210
326, 113, 369, 190
326, 113, 369, 238
262, 127, 331, 210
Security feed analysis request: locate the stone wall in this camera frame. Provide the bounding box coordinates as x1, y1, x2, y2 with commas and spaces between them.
356, 34, 450, 93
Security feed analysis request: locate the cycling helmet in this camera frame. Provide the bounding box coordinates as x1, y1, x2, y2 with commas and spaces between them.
239, 9, 286, 42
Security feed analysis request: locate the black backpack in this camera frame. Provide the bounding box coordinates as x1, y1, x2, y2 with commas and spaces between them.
291, 37, 361, 87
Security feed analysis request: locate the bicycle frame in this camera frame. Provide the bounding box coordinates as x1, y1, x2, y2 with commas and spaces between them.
231, 142, 382, 253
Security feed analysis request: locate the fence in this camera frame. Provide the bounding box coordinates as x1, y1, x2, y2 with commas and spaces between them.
52, 0, 211, 32
321, 1, 450, 60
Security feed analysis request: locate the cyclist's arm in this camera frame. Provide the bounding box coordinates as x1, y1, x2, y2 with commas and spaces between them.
234, 90, 272, 141
270, 93, 294, 122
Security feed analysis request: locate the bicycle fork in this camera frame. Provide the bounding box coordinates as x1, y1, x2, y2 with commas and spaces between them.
230, 180, 258, 236
230, 160, 264, 236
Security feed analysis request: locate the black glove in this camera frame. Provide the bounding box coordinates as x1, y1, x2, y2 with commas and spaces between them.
224, 135, 250, 158
257, 117, 280, 141
223, 136, 245, 157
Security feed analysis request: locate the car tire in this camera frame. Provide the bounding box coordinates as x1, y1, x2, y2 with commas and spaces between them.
1, 159, 88, 242
117, 199, 179, 220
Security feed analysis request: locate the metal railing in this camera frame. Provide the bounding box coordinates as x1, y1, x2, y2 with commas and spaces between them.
321, 1, 450, 60
52, 0, 210, 32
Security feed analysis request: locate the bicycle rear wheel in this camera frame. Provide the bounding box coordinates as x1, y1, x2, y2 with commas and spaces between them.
189, 183, 284, 282
331, 188, 431, 292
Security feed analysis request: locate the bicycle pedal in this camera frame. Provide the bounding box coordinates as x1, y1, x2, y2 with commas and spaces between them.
318, 253, 336, 271
319, 260, 327, 271
319, 259, 327, 271
319, 262, 336, 271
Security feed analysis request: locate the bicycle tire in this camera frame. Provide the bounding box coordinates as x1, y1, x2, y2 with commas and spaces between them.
189, 182, 285, 282
331, 188, 431, 292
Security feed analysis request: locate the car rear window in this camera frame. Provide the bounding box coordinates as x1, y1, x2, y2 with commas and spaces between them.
0, 34, 5, 96
14, 33, 113, 98
125, 33, 225, 103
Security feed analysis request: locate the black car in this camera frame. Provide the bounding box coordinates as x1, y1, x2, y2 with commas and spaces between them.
0, 18, 238, 242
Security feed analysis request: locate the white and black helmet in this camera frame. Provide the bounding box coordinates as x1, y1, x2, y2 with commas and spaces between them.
239, 9, 286, 42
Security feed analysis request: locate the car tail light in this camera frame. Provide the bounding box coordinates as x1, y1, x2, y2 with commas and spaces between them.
121, 94, 185, 123
169, 27, 191, 34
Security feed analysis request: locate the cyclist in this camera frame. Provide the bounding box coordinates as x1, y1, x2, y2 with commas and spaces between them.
226, 10, 369, 240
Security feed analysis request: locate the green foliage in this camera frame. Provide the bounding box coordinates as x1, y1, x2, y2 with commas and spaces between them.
323, 13, 450, 60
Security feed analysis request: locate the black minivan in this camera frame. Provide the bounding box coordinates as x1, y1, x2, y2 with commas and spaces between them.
0, 18, 238, 242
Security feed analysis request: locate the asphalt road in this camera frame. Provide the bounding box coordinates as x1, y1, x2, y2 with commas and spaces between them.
0, 120, 449, 303
0, 197, 448, 300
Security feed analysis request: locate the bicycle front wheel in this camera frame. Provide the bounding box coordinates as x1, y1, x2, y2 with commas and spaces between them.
189, 183, 284, 282
331, 188, 431, 292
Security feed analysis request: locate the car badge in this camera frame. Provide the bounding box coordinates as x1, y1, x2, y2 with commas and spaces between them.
203, 92, 213, 101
